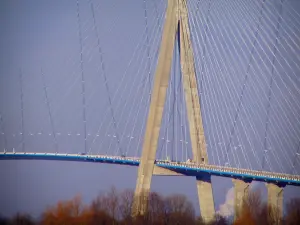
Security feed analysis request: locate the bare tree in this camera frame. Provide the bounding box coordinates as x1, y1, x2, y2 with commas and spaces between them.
209, 214, 229, 225
119, 189, 134, 221
105, 186, 120, 222
81, 206, 114, 225
165, 194, 196, 225
9, 214, 35, 225
146, 192, 166, 224
91, 186, 120, 224
0, 215, 9, 225
40, 195, 84, 225
233, 189, 282, 225
285, 198, 300, 225
195, 216, 205, 225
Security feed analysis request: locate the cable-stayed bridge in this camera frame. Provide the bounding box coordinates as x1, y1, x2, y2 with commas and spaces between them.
0, 0, 300, 222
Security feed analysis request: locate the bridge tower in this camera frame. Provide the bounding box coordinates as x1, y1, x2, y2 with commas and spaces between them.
132, 0, 215, 222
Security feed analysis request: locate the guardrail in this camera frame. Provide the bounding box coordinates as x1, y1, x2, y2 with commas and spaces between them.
1, 152, 299, 185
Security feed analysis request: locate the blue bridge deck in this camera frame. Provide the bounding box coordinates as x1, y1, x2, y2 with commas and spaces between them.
0, 152, 299, 186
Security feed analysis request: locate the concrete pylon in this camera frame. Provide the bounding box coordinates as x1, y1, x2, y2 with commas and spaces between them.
196, 176, 215, 222
132, 0, 214, 220
233, 179, 250, 220
131, 0, 178, 217
178, 0, 215, 222
266, 183, 284, 224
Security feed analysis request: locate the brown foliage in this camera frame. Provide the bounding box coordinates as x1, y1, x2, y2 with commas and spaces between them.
285, 198, 300, 225
91, 186, 120, 223
234, 207, 256, 225
40, 195, 86, 225
136, 191, 197, 225
164, 194, 195, 224
209, 214, 229, 225
40, 193, 117, 225
233, 190, 282, 225
14, 187, 228, 225
3, 187, 300, 225
9, 214, 35, 225
119, 189, 134, 220
0, 216, 9, 225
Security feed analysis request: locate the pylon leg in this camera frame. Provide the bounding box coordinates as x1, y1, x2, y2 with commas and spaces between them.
266, 183, 283, 224
233, 179, 250, 220
197, 176, 215, 223
131, 0, 178, 217
178, 1, 215, 222
178, 0, 208, 165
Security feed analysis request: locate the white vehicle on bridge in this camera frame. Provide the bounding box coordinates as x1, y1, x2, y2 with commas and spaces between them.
186, 158, 194, 164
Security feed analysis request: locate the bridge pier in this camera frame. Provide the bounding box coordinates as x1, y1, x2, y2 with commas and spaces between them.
233, 179, 250, 220
197, 176, 215, 223
266, 183, 284, 223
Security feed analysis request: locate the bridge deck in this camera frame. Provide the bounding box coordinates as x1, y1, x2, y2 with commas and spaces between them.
0, 152, 299, 186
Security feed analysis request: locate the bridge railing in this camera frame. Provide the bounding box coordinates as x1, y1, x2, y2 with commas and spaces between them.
155, 160, 300, 182
1, 152, 299, 183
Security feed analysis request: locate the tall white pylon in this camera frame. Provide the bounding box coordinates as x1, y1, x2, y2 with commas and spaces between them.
132, 0, 215, 222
